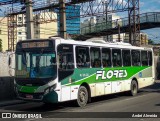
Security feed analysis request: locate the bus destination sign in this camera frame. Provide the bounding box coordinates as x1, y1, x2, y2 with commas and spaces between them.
22, 41, 49, 48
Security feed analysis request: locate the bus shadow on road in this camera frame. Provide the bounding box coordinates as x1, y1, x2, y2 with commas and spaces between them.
139, 82, 160, 93
2, 93, 135, 112
155, 103, 160, 106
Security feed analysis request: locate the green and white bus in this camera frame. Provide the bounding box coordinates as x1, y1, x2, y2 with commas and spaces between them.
14, 37, 155, 107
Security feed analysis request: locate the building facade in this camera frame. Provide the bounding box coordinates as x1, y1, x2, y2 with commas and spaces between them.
57, 5, 80, 35
0, 17, 8, 51
16, 12, 58, 41
34, 12, 58, 39
0, 11, 58, 51
16, 14, 26, 41
124, 32, 148, 45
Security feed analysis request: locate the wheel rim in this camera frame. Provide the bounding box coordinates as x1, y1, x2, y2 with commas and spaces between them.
79, 90, 86, 103
132, 83, 137, 94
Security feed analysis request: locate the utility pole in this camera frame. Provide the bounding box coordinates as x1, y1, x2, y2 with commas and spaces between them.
105, 1, 109, 42
118, 24, 121, 42
25, 0, 34, 39
128, 10, 132, 44
128, 0, 140, 46
59, 0, 67, 39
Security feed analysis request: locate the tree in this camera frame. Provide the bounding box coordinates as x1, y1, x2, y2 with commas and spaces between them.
0, 39, 2, 52
148, 39, 154, 45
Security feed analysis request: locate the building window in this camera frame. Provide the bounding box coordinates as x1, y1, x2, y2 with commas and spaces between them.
18, 17, 22, 21
18, 32, 22, 35
36, 30, 39, 34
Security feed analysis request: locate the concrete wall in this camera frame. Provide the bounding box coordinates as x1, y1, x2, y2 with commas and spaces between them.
0, 17, 8, 52
0, 77, 15, 101
0, 52, 15, 101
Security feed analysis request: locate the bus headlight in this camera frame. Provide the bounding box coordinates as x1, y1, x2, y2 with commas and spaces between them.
44, 88, 50, 95
44, 84, 57, 95
50, 84, 57, 91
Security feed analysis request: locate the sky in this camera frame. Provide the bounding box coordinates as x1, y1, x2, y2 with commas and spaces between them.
139, 0, 160, 43
0, 0, 160, 43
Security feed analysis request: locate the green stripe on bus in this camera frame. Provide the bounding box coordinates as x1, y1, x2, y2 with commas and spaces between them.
17, 85, 39, 93
61, 66, 151, 86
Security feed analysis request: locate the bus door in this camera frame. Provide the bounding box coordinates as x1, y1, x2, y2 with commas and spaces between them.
57, 44, 74, 101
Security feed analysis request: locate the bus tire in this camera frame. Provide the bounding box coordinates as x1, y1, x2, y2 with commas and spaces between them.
77, 86, 88, 107
130, 80, 138, 96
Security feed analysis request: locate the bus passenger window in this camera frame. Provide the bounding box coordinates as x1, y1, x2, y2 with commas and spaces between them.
112, 49, 122, 67
76, 46, 90, 68
122, 50, 131, 66
148, 51, 153, 66
132, 50, 141, 66
141, 51, 148, 66
58, 45, 74, 70
58, 44, 74, 81
59, 53, 74, 70
90, 47, 101, 68
102, 48, 111, 67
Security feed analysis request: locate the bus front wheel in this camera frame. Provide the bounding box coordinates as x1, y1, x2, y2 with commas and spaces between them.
77, 86, 88, 107
130, 80, 138, 96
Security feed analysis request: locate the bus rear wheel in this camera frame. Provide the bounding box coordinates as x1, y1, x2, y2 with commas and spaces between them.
130, 80, 138, 96
77, 86, 88, 107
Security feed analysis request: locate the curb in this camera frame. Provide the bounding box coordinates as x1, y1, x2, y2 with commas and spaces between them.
0, 100, 27, 107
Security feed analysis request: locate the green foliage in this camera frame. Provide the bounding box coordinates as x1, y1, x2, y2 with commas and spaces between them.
148, 39, 154, 45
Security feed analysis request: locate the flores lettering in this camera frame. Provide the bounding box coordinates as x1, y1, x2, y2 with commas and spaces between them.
96, 70, 128, 80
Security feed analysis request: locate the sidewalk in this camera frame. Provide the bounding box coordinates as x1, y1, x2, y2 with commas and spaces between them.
0, 100, 26, 107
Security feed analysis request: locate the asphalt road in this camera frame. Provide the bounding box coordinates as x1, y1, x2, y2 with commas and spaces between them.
1, 81, 160, 121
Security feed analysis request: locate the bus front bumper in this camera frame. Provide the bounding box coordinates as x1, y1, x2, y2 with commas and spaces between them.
17, 91, 58, 103
17, 91, 44, 102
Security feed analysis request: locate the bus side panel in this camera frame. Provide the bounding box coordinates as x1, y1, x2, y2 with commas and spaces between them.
104, 82, 112, 94
89, 84, 96, 97
111, 81, 124, 93
95, 83, 105, 96
71, 85, 79, 100
124, 79, 132, 91
138, 66, 153, 88
61, 86, 71, 101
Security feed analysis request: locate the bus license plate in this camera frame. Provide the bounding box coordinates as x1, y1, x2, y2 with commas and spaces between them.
26, 95, 33, 99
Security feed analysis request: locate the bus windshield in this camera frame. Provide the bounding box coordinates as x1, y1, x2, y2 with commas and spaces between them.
15, 50, 56, 79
